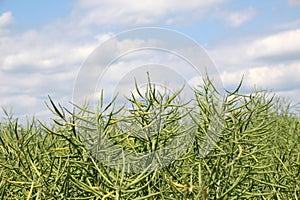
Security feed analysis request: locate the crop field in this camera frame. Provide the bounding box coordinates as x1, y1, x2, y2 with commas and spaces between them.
0, 78, 299, 199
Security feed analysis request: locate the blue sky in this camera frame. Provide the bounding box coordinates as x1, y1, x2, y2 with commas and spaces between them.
0, 0, 72, 29
0, 0, 300, 122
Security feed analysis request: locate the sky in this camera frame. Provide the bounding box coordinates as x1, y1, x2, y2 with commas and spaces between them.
0, 0, 300, 122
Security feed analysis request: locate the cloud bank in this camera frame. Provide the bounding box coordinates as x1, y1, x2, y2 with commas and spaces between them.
0, 0, 299, 122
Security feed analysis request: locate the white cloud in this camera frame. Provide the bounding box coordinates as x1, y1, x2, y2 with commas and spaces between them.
245, 63, 300, 90
0, 66, 78, 122
1, 0, 300, 122
0, 12, 13, 35
212, 7, 256, 28
209, 43, 252, 69
275, 18, 300, 30
0, 20, 107, 122
75, 0, 226, 11
210, 28, 300, 104
0, 12, 13, 28
73, 0, 229, 26
210, 28, 300, 69
288, 0, 300, 6
1, 22, 200, 121
94, 33, 115, 43
277, 88, 300, 104
220, 63, 300, 91
246, 29, 300, 59
1, 43, 95, 72
227, 7, 256, 27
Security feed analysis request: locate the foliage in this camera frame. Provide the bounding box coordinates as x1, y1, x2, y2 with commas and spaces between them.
0, 77, 299, 199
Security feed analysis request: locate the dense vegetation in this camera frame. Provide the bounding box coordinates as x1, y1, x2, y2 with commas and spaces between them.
0, 78, 299, 199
